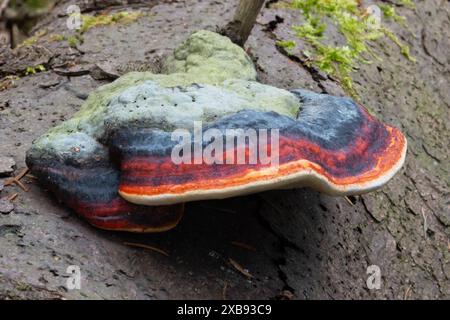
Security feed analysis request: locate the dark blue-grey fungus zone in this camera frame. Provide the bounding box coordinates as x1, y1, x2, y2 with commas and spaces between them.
25, 132, 121, 204
289, 89, 370, 150
29, 158, 121, 205
109, 128, 177, 160
109, 111, 290, 160
198, 90, 387, 153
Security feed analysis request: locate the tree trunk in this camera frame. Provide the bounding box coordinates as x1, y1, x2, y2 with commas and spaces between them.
221, 0, 265, 46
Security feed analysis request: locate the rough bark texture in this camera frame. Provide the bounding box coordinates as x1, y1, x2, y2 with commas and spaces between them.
0, 0, 448, 299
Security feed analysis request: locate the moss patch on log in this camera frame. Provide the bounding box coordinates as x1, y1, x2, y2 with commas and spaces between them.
277, 0, 415, 97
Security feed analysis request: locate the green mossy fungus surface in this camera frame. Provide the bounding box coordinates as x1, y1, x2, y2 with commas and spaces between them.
29, 30, 300, 159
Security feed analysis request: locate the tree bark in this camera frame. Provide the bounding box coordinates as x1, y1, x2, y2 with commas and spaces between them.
0, 0, 448, 300
221, 0, 265, 46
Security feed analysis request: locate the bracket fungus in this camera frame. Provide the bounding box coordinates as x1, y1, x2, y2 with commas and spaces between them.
26, 30, 406, 232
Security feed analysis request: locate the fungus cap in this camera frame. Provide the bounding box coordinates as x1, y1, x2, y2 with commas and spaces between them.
115, 90, 406, 206
26, 30, 407, 231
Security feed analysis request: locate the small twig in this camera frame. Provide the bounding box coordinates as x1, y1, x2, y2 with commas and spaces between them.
4, 168, 29, 186
221, 0, 265, 46
228, 258, 253, 279
230, 241, 257, 252
14, 179, 29, 192
222, 282, 228, 300
26, 173, 38, 180
344, 196, 355, 206
404, 285, 412, 300
421, 208, 428, 237
123, 242, 169, 257
13, 167, 28, 180
7, 193, 18, 201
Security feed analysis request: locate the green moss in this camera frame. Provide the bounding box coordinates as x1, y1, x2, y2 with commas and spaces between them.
17, 29, 47, 47
79, 11, 142, 34
24, 64, 46, 75
379, 4, 406, 25
48, 34, 65, 42
382, 27, 416, 62
50, 11, 142, 47
281, 0, 415, 97
67, 35, 81, 48
399, 0, 415, 8
20, 10, 142, 48
276, 40, 296, 51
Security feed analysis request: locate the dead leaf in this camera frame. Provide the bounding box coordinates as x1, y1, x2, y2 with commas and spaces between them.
228, 258, 253, 279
